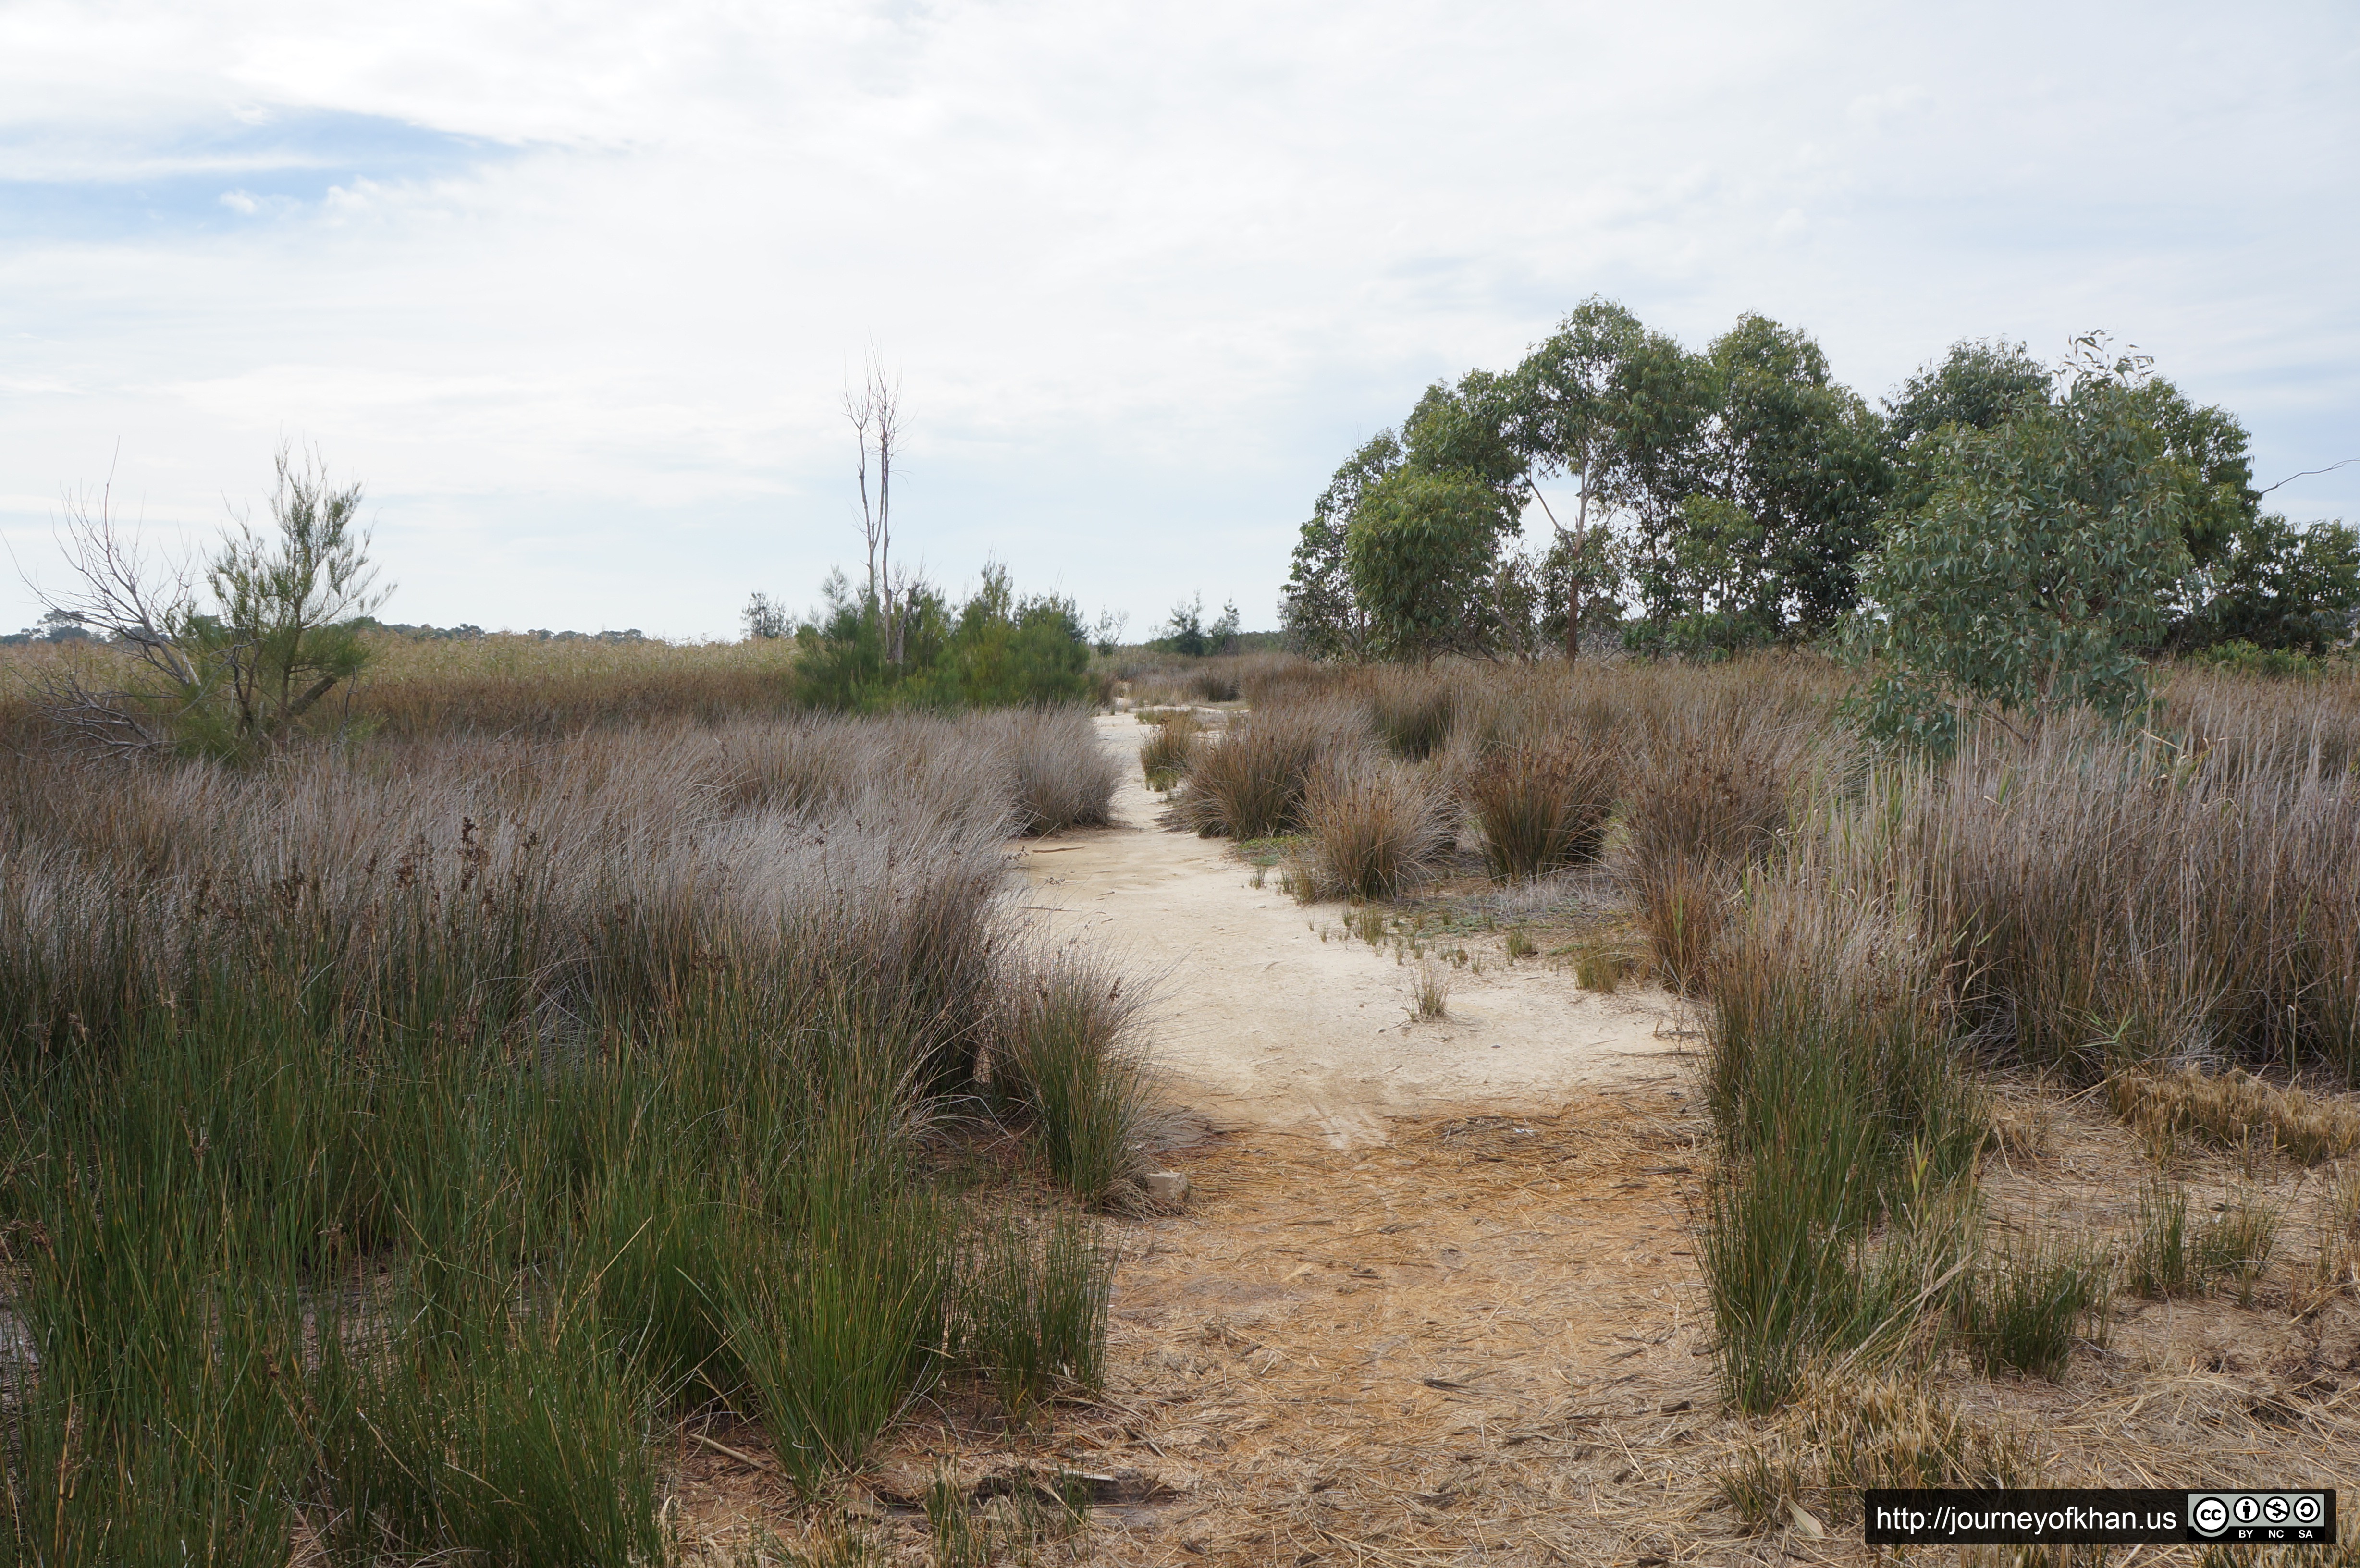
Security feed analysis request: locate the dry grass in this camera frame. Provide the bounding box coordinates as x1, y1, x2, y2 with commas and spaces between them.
673, 1087, 2360, 1565
0, 708, 1126, 1070
1464, 734, 1620, 880
1176, 700, 1362, 840
2110, 1066, 2360, 1166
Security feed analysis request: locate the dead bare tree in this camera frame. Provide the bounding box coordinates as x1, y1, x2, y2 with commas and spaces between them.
21, 474, 211, 754
845, 357, 907, 663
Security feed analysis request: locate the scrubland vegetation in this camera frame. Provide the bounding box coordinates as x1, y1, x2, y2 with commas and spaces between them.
0, 678, 1143, 1561
1148, 650, 2360, 1516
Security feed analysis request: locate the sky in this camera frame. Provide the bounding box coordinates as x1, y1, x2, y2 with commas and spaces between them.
2, 1, 2355, 640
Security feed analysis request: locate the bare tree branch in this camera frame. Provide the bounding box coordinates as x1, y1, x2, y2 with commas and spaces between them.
2257, 457, 2359, 498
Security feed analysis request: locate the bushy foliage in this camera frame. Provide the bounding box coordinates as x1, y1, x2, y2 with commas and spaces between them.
1345, 469, 1517, 662
2170, 512, 2360, 654
1857, 364, 2201, 750
793, 563, 1093, 712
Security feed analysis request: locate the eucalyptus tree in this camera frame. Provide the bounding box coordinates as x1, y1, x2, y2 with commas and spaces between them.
1860, 341, 2199, 750
1509, 299, 1707, 657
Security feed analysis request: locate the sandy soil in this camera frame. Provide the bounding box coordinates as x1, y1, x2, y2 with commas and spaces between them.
669, 712, 2360, 1564
1015, 713, 1688, 1142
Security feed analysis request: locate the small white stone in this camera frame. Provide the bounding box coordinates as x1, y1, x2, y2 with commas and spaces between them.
1143, 1169, 1190, 1207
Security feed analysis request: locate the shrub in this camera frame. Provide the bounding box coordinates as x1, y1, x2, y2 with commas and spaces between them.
1699, 854, 1988, 1411
0, 702, 1133, 1548
1465, 735, 1619, 880
991, 707, 1118, 834
1299, 756, 1455, 899
1624, 731, 1789, 872
1370, 672, 1457, 760
1634, 853, 1728, 995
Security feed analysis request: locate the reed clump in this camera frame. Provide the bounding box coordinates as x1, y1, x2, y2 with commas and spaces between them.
1177, 701, 1358, 839
1298, 755, 1456, 899
1139, 710, 1203, 791
1464, 735, 1619, 880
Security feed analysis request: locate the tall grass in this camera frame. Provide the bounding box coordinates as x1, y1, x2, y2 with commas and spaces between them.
1139, 710, 1202, 790
0, 704, 1139, 1560
1177, 702, 1358, 839
989, 949, 1157, 1204
1697, 812, 1989, 1412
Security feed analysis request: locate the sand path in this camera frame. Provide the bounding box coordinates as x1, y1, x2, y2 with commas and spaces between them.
1016, 713, 1689, 1139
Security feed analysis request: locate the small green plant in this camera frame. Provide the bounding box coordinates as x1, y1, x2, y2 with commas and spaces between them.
1413, 962, 1450, 1020
1569, 938, 1629, 993
727, 1163, 958, 1495
2204, 1188, 2282, 1306
1716, 1437, 1807, 1532
1505, 928, 1537, 960
927, 1466, 990, 1568
960, 1206, 1112, 1418
2128, 1179, 2195, 1297
2129, 1181, 2282, 1302
1953, 1238, 2110, 1379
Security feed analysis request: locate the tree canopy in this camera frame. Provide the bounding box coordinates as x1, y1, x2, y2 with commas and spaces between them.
1282, 307, 2354, 695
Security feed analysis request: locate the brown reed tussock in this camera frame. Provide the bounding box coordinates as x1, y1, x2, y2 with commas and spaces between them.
1298, 754, 1456, 899
1464, 734, 1619, 880
1912, 719, 2360, 1076
1176, 699, 1363, 839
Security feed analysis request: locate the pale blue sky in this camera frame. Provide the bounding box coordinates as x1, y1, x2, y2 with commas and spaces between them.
3, 0, 2355, 638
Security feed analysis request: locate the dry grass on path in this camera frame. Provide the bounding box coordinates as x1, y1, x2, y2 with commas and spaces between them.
678, 1084, 2360, 1567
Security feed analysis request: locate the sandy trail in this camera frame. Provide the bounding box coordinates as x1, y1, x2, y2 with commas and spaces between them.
1017, 714, 1688, 1139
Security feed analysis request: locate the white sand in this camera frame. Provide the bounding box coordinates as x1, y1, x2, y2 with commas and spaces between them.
1016, 714, 1692, 1143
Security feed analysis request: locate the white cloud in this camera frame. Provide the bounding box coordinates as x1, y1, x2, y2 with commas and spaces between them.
1, 0, 2355, 637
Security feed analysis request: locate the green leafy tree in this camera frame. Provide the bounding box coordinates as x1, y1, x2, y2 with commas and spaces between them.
792, 565, 1086, 712
1859, 362, 2198, 750
1669, 314, 1891, 640
1155, 592, 1240, 657
1510, 298, 1706, 657
1345, 469, 1517, 662
2170, 513, 2360, 653
1883, 338, 2053, 516
1623, 496, 1778, 660
1282, 431, 1400, 659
